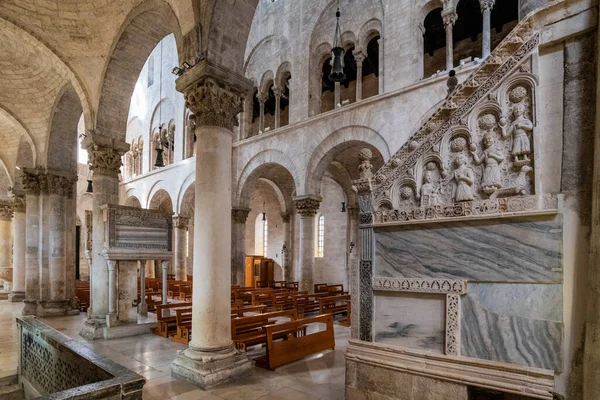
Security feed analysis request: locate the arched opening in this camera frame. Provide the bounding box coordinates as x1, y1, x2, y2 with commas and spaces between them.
362, 36, 380, 99
124, 196, 142, 208
279, 73, 291, 128
148, 189, 173, 214
423, 8, 445, 77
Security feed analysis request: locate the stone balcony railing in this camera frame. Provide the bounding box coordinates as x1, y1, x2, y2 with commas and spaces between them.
13, 316, 144, 399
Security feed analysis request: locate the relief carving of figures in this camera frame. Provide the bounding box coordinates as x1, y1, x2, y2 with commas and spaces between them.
500, 102, 533, 165
470, 133, 504, 195
358, 148, 373, 180
418, 170, 441, 207
453, 154, 475, 202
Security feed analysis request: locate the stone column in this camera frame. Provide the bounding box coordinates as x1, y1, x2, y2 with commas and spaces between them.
80, 136, 129, 339
480, 0, 495, 58
273, 87, 282, 129
334, 82, 341, 108
281, 213, 291, 281
442, 10, 458, 70
106, 259, 117, 324
21, 169, 41, 315
256, 92, 266, 134
139, 260, 148, 316
242, 95, 253, 139
353, 50, 366, 101
171, 63, 252, 388
173, 216, 190, 281
0, 202, 13, 292
231, 208, 250, 286
9, 195, 25, 302
293, 196, 321, 292
161, 260, 168, 305
188, 218, 194, 277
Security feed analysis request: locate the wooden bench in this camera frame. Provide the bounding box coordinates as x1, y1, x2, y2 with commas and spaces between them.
152, 302, 192, 337
326, 284, 346, 296
292, 293, 320, 317
285, 282, 299, 291
254, 314, 335, 370
231, 305, 267, 318
75, 280, 90, 312
171, 307, 193, 344
232, 309, 298, 351
319, 295, 351, 326
314, 283, 328, 293
273, 292, 295, 311
177, 283, 193, 300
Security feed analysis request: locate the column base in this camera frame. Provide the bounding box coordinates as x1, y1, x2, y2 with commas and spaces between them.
8, 291, 25, 302
22, 300, 38, 316
80, 316, 156, 340
171, 344, 251, 389
35, 300, 80, 317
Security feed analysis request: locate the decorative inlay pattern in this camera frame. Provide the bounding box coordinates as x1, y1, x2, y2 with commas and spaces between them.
359, 260, 373, 342
372, 277, 467, 295
106, 205, 173, 251
445, 294, 461, 356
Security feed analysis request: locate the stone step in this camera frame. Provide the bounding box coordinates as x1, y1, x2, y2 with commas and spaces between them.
0, 384, 24, 400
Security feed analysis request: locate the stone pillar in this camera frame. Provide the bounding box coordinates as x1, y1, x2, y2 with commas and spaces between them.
281, 213, 291, 281
256, 92, 266, 134
293, 196, 321, 292
188, 219, 194, 277
353, 50, 366, 101
171, 63, 253, 388
0, 202, 13, 292
334, 82, 341, 108
231, 208, 250, 286
9, 195, 25, 302
47, 175, 68, 312
21, 169, 40, 315
480, 0, 495, 58
106, 259, 117, 322
161, 260, 168, 305
442, 10, 458, 71
173, 216, 190, 281
242, 95, 253, 139
139, 260, 148, 316
79, 135, 129, 339
273, 87, 282, 129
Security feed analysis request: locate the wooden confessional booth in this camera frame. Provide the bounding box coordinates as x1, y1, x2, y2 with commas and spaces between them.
244, 255, 275, 287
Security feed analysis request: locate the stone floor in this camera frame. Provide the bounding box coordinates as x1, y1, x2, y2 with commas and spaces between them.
0, 301, 348, 400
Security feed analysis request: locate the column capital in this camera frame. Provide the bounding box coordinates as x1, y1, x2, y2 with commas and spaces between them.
280, 212, 291, 223
272, 86, 283, 98
173, 215, 191, 230
479, 0, 495, 11
231, 208, 250, 224
21, 166, 44, 196
293, 195, 322, 217
0, 200, 13, 221
81, 134, 130, 178
441, 10, 458, 27
353, 49, 366, 65
12, 195, 25, 213
256, 92, 267, 105
46, 173, 78, 198
175, 60, 253, 132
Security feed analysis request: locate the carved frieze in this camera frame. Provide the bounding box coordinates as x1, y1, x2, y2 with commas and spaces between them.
445, 294, 461, 356
0, 201, 13, 221
231, 208, 250, 224
184, 77, 243, 131
372, 277, 467, 295
294, 196, 321, 217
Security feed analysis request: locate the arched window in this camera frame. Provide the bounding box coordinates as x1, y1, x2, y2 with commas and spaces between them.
316, 215, 324, 258
263, 218, 268, 257
254, 213, 268, 256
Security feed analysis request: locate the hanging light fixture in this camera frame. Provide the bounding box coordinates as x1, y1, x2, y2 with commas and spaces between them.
86, 167, 93, 193
154, 40, 166, 168
154, 136, 165, 168
341, 202, 346, 212
262, 202, 267, 221
328, 1, 346, 83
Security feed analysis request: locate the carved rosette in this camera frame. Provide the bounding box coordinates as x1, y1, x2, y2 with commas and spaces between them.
13, 195, 25, 213
173, 216, 190, 230
294, 196, 321, 217
231, 208, 250, 224
0, 201, 13, 221
88, 145, 124, 178
184, 77, 243, 131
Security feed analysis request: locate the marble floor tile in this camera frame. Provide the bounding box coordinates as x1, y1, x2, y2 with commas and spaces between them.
0, 300, 350, 400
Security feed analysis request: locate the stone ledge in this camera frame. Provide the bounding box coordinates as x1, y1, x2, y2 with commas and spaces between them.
345, 339, 555, 400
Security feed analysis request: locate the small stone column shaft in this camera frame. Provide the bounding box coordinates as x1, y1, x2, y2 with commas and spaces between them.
10, 196, 26, 302
139, 260, 147, 316
480, 0, 495, 58
281, 213, 291, 281
107, 260, 117, 315
174, 216, 190, 281
334, 82, 341, 108
294, 196, 321, 292
257, 93, 266, 133
442, 11, 458, 70
353, 50, 366, 101
231, 208, 250, 286
161, 261, 168, 305
273, 87, 282, 129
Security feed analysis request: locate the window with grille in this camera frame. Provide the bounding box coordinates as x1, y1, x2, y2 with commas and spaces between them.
317, 215, 324, 257
263, 218, 268, 256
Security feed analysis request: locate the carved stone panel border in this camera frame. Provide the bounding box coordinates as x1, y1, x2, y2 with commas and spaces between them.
445, 294, 461, 356
372, 277, 467, 295
359, 260, 373, 342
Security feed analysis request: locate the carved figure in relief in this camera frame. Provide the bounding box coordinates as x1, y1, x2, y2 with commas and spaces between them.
470, 133, 504, 194
418, 171, 440, 206
500, 104, 533, 164
453, 154, 475, 202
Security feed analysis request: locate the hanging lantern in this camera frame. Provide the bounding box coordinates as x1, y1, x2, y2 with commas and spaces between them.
341, 202, 346, 212
155, 146, 165, 168
328, 5, 346, 83
86, 180, 93, 193
262, 202, 267, 221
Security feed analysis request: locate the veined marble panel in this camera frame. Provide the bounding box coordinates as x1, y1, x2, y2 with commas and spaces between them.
374, 216, 563, 283
461, 293, 563, 371
374, 292, 445, 354
468, 283, 562, 322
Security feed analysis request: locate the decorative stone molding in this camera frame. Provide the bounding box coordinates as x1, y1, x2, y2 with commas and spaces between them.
88, 146, 124, 178
173, 216, 190, 230
184, 77, 244, 131
294, 195, 322, 217
372, 277, 467, 294
359, 260, 373, 342
0, 201, 13, 221
21, 168, 77, 198
231, 208, 251, 224
13, 195, 26, 213
21, 167, 44, 195
445, 294, 461, 356
103, 205, 173, 252
85, 210, 93, 252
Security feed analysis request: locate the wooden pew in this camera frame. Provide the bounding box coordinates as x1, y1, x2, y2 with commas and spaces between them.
231, 305, 267, 318
285, 282, 299, 291
75, 280, 90, 312
326, 284, 346, 296
178, 283, 193, 300
232, 309, 298, 351
319, 295, 351, 326
292, 293, 320, 317
171, 307, 193, 344
152, 302, 192, 337
314, 283, 328, 293
254, 314, 336, 370
251, 290, 275, 310
273, 292, 295, 311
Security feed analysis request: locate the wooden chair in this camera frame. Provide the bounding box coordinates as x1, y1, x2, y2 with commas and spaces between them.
319, 295, 351, 326
254, 314, 335, 370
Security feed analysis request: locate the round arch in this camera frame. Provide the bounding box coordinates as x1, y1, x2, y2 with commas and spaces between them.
148, 188, 174, 214
124, 196, 142, 208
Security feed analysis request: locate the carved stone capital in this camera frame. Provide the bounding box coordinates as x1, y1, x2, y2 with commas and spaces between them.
0, 201, 13, 221
352, 178, 373, 196
479, 0, 495, 11
256, 92, 267, 105
173, 216, 190, 230
46, 173, 77, 198
183, 78, 244, 131
442, 10, 458, 28
21, 166, 45, 196
353, 49, 366, 65
272, 86, 283, 99
293, 195, 322, 217
280, 212, 291, 223
12, 195, 25, 213
88, 146, 124, 178
231, 208, 250, 224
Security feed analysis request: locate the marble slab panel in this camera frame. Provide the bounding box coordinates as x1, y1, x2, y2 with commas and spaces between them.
467, 283, 562, 322
461, 293, 563, 371
374, 216, 563, 283
374, 292, 445, 354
